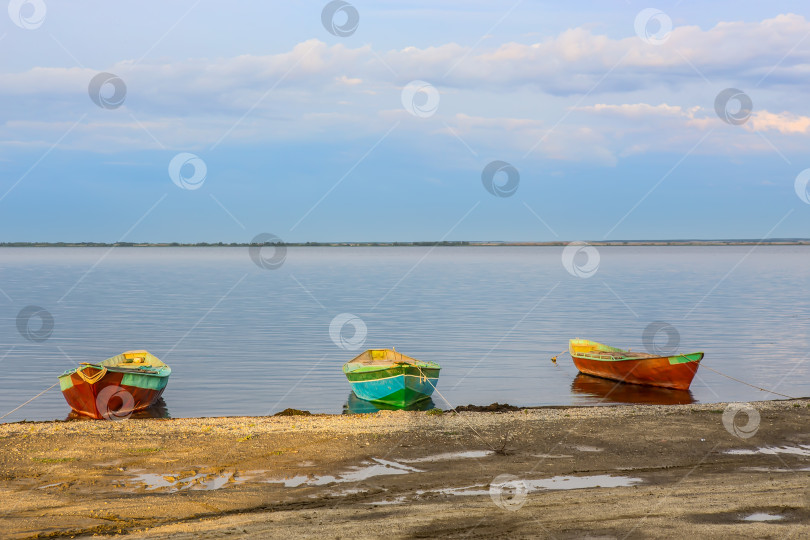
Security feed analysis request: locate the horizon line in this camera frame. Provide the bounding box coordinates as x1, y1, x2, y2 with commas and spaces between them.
1, 239, 809, 247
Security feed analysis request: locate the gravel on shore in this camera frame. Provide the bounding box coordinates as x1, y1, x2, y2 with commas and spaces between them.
1, 399, 809, 539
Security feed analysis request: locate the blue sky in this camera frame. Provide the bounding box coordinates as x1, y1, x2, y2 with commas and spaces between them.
1, 0, 810, 242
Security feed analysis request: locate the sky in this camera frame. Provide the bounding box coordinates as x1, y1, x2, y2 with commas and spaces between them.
2, 0, 810, 242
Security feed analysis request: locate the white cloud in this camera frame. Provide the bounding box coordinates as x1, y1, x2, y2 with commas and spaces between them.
336, 75, 363, 86
6, 14, 810, 100
575, 103, 691, 118
1, 14, 809, 159
571, 100, 810, 159
578, 101, 810, 134
746, 111, 810, 134
436, 113, 617, 165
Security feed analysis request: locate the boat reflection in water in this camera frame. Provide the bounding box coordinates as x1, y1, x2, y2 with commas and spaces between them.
342, 391, 437, 414
571, 374, 695, 405
66, 398, 171, 420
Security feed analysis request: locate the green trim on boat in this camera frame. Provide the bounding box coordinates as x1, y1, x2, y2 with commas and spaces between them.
576, 352, 637, 362
345, 365, 440, 382
667, 353, 703, 365
576, 351, 703, 363
57, 362, 171, 391
58, 374, 73, 392
120, 372, 170, 390
344, 361, 439, 373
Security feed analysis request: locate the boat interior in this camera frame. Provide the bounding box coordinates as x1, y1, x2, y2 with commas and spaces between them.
346, 349, 420, 367
569, 339, 658, 360
99, 350, 168, 369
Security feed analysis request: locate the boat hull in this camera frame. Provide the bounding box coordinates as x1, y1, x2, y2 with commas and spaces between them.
571, 352, 702, 391
59, 368, 169, 420
345, 365, 439, 407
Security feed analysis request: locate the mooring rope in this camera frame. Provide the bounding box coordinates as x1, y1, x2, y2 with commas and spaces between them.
553, 350, 798, 400
414, 364, 499, 453
0, 382, 59, 420
697, 363, 796, 399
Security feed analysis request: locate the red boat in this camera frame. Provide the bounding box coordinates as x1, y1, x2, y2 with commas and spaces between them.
569, 339, 702, 391
58, 350, 171, 420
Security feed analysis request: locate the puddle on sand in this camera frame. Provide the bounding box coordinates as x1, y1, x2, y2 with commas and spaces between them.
572, 445, 603, 453
741, 466, 810, 473
268, 458, 423, 487
268, 452, 493, 487
742, 512, 783, 522
532, 454, 573, 459
366, 496, 407, 505
424, 474, 642, 497
524, 475, 641, 491
726, 445, 810, 457
314, 487, 370, 499
276, 475, 309, 488
125, 471, 242, 492
424, 485, 490, 497
400, 450, 493, 463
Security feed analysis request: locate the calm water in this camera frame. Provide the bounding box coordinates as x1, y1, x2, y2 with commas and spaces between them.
1, 246, 808, 422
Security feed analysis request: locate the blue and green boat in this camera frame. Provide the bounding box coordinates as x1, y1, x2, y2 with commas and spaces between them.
342, 349, 440, 407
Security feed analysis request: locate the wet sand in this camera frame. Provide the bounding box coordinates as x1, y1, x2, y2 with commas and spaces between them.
1, 399, 809, 539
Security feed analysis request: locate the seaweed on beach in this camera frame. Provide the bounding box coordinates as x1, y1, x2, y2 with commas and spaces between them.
273, 408, 312, 417
454, 403, 521, 413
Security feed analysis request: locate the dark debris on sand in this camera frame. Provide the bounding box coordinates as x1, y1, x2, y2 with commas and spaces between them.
454, 402, 521, 413
273, 408, 313, 416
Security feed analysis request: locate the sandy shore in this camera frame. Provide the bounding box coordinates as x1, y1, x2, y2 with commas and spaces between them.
1, 399, 809, 539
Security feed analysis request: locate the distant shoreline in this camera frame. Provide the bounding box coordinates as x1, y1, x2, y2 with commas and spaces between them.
1, 240, 809, 248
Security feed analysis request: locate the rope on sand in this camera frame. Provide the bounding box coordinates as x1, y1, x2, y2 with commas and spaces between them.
0, 382, 59, 420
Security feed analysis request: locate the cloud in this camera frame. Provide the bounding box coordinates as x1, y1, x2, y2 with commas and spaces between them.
336, 75, 363, 86
437, 113, 617, 165
578, 101, 810, 134
575, 103, 691, 118
571, 100, 810, 159
746, 110, 810, 134
5, 13, 810, 102
381, 13, 810, 94
1, 14, 809, 159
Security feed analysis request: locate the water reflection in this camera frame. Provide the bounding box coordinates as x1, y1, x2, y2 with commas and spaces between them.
570, 374, 695, 405
65, 398, 171, 420
342, 392, 437, 414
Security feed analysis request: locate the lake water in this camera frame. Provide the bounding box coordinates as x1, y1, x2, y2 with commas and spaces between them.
1, 246, 808, 422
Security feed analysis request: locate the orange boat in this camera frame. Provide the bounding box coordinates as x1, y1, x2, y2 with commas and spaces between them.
569, 339, 702, 391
